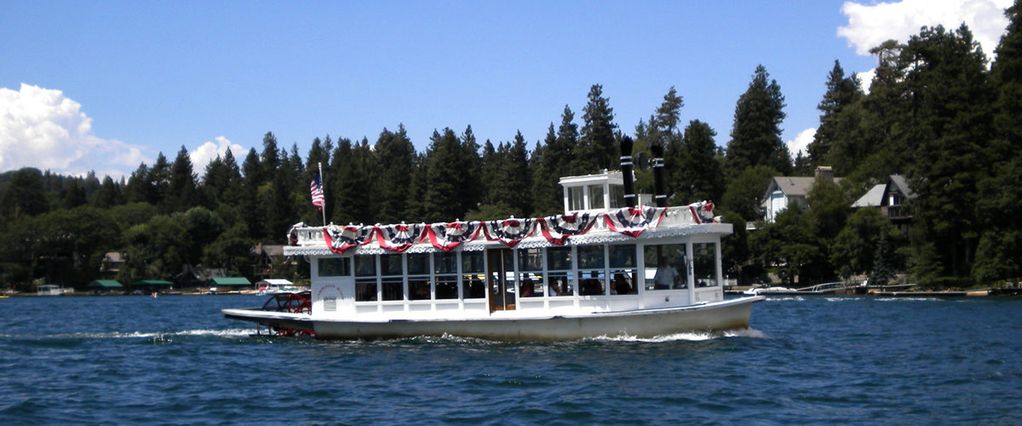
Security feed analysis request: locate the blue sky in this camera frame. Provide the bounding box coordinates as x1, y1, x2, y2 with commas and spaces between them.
0, 1, 1012, 177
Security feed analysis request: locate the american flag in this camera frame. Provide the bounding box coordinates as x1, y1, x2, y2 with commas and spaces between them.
310, 171, 325, 209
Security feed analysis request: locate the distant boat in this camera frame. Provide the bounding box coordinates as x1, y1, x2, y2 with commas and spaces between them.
256, 279, 303, 295
36, 284, 65, 296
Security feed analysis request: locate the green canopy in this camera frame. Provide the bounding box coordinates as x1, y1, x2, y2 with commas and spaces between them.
132, 279, 173, 287
209, 277, 252, 287
89, 279, 123, 289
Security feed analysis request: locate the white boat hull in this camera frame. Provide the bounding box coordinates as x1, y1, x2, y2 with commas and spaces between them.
224, 296, 763, 341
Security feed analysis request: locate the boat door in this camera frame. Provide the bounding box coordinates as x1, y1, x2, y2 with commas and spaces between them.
487, 248, 516, 312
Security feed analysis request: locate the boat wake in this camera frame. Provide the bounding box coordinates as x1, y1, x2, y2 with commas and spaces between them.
587, 328, 766, 343
18, 328, 259, 340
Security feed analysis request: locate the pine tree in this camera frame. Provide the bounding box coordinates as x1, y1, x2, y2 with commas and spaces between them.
505, 131, 532, 216
576, 85, 617, 173
149, 153, 171, 206
901, 24, 993, 284
672, 120, 725, 204
654, 88, 685, 196
372, 126, 416, 224
725, 65, 791, 178
422, 128, 470, 222
93, 176, 123, 208
807, 60, 864, 169
260, 132, 280, 179
462, 126, 484, 209
974, 0, 1022, 284
531, 124, 562, 215
61, 178, 88, 209
166, 146, 198, 212
239, 148, 264, 239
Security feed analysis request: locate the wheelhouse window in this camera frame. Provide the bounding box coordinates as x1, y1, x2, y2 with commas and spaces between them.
380, 254, 404, 301
434, 252, 458, 300
517, 248, 544, 298
577, 245, 606, 296
609, 185, 625, 209
588, 185, 605, 210
546, 246, 575, 297
462, 251, 486, 299
318, 257, 351, 277
644, 244, 688, 290
568, 186, 585, 211
693, 242, 718, 288
407, 253, 430, 300
609, 244, 637, 295
354, 255, 377, 302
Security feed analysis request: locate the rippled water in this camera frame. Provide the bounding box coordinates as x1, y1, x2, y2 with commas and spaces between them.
2, 295, 1021, 424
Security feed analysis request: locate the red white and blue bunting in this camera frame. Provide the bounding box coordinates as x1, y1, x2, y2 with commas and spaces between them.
687, 201, 717, 224
603, 206, 667, 238
426, 221, 482, 252
323, 225, 375, 255
538, 212, 598, 245
318, 204, 703, 253
375, 223, 427, 253
482, 218, 535, 248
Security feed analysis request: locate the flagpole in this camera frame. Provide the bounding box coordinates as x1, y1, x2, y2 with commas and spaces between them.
318, 162, 327, 226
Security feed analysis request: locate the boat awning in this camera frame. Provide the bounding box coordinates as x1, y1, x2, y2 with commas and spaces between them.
132, 279, 174, 287
88, 279, 123, 289
209, 277, 252, 287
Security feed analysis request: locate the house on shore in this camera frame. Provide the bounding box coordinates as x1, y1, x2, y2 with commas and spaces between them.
762, 166, 843, 223
851, 174, 916, 232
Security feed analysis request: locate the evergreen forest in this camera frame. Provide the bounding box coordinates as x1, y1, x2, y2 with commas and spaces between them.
1, 6, 1021, 291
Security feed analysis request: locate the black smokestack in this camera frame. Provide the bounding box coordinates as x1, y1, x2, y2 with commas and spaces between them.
620, 136, 637, 207
651, 142, 667, 207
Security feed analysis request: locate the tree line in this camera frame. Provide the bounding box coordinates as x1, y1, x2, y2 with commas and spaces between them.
1, 2, 1019, 290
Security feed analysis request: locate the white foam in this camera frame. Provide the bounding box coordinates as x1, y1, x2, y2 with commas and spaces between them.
586, 328, 766, 343
49, 328, 258, 339
765, 296, 805, 302
875, 297, 940, 302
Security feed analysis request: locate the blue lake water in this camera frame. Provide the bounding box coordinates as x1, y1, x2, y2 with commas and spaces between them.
1, 295, 1021, 424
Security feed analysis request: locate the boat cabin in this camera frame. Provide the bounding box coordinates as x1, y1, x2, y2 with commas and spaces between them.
286, 171, 729, 322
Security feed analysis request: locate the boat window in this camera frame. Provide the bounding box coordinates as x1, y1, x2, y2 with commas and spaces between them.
609, 244, 636, 268
407, 253, 429, 275
644, 244, 688, 290
382, 277, 404, 301
433, 252, 459, 300
517, 248, 543, 271
408, 253, 431, 301
568, 186, 585, 211
519, 272, 544, 297
588, 185, 605, 209
355, 255, 376, 277
610, 270, 638, 295
435, 252, 457, 274
693, 242, 718, 287
577, 269, 606, 296
577, 246, 605, 270
356, 278, 377, 301
380, 254, 403, 276
609, 184, 625, 208
462, 251, 485, 299
546, 247, 572, 270
546, 272, 576, 297
318, 257, 351, 277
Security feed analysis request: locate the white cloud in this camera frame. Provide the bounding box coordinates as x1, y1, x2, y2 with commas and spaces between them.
787, 128, 816, 158
839, 0, 1012, 57
189, 136, 246, 173
855, 68, 877, 94
0, 83, 150, 177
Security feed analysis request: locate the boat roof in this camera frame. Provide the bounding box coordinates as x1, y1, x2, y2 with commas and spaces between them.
209, 277, 252, 286
132, 279, 173, 286
257, 279, 294, 285
89, 279, 124, 289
